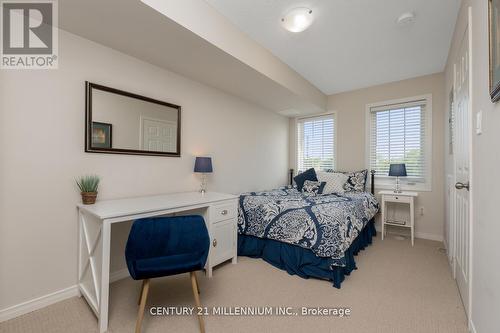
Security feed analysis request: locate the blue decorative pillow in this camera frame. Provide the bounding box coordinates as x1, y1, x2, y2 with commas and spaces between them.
293, 168, 317, 191
301, 180, 326, 195
325, 169, 368, 192
343, 170, 368, 192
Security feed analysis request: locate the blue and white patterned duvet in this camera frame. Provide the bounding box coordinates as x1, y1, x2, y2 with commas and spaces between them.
238, 187, 379, 266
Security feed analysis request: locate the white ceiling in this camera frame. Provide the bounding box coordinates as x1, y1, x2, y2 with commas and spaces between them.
205, 0, 461, 95
59, 0, 326, 115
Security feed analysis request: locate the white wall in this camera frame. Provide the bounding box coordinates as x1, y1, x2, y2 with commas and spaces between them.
290, 73, 446, 241
0, 30, 289, 311
445, 1, 500, 332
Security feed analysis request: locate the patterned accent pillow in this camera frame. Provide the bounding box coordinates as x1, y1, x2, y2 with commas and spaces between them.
301, 180, 326, 195
293, 168, 318, 192
316, 171, 348, 194
325, 169, 368, 192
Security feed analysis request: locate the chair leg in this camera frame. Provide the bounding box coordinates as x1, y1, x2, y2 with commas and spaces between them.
135, 279, 150, 333
190, 272, 205, 333
138, 280, 146, 305
194, 272, 200, 294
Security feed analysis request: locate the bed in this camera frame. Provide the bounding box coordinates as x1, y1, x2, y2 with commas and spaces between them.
237, 170, 379, 288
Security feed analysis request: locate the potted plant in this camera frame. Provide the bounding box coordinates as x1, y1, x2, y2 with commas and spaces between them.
76, 175, 100, 205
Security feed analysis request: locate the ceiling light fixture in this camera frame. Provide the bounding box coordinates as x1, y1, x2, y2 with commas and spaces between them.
281, 7, 314, 33
397, 12, 416, 26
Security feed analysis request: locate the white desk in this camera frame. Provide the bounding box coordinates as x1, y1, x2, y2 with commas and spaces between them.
379, 190, 418, 246
77, 191, 238, 333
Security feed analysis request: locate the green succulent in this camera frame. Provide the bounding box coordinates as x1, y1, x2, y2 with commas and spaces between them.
76, 175, 100, 193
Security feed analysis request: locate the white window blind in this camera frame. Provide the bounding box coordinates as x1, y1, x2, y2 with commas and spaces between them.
369, 99, 427, 182
297, 114, 335, 171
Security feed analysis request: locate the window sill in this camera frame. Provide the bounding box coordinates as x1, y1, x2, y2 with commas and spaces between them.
369, 182, 432, 192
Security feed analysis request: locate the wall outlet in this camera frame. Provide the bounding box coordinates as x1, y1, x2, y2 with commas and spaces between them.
420, 207, 424, 216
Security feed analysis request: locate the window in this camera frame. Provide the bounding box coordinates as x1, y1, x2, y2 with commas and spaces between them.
367, 96, 432, 191
296, 114, 335, 171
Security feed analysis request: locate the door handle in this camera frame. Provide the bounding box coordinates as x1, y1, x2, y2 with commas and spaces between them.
455, 182, 470, 191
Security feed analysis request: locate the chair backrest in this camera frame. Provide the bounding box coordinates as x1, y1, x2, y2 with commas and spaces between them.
125, 215, 210, 265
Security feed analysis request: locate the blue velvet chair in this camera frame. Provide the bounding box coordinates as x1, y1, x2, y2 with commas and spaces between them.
125, 215, 210, 333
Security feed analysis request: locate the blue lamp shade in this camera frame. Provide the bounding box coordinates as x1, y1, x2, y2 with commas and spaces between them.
388, 163, 407, 177
194, 157, 213, 173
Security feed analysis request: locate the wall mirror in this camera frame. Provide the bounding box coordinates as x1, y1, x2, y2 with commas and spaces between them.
85, 82, 181, 156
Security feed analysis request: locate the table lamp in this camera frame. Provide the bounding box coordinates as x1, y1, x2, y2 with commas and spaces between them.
194, 157, 213, 194
389, 163, 407, 193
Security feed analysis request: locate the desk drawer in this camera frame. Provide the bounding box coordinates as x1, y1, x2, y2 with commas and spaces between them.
384, 195, 411, 203
210, 201, 237, 223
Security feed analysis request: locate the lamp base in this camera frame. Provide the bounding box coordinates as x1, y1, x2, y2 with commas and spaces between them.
393, 176, 402, 193
199, 173, 207, 194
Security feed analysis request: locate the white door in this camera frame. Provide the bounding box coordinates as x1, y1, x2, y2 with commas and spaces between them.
141, 118, 177, 152
453, 18, 471, 315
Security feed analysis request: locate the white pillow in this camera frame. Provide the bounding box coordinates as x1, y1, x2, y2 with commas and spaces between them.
316, 171, 348, 194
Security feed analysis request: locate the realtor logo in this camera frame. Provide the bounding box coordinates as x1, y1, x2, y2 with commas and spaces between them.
1, 0, 58, 69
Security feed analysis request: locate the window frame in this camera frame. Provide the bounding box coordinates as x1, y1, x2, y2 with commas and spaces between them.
365, 94, 433, 192
295, 111, 337, 173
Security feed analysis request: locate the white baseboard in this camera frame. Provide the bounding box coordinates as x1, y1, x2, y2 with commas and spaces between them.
414, 231, 444, 242
0, 269, 131, 323
0, 285, 79, 323
375, 225, 444, 242
110, 268, 130, 283
469, 319, 477, 333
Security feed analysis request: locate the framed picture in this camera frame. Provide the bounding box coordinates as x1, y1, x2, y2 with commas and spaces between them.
92, 122, 112, 149
489, 0, 500, 102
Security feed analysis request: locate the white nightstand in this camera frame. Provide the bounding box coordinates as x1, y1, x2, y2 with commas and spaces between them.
379, 190, 418, 246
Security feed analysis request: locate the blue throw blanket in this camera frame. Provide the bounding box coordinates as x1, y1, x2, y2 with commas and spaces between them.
238, 187, 379, 266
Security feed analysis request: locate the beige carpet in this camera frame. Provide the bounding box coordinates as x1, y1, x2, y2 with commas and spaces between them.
0, 236, 467, 333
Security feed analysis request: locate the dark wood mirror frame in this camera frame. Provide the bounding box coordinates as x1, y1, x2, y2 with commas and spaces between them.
85, 82, 181, 157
